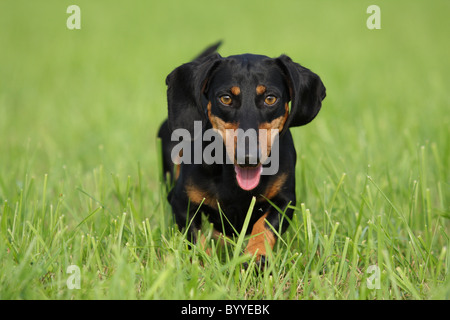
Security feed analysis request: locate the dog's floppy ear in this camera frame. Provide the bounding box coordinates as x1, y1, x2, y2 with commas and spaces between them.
166, 52, 222, 135
276, 55, 326, 128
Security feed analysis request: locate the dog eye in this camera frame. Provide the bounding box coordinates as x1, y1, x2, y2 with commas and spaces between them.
219, 95, 233, 106
264, 95, 277, 106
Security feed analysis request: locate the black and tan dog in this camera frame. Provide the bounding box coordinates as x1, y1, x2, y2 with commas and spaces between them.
158, 43, 325, 264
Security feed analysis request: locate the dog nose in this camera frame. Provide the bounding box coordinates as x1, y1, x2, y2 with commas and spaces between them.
236, 144, 260, 167
236, 153, 259, 166
235, 126, 260, 166
244, 154, 259, 167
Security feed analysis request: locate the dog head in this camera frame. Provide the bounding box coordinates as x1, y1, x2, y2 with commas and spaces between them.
166, 44, 326, 190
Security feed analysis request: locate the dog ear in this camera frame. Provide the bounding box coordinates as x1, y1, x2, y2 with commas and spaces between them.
166, 53, 222, 136
276, 55, 326, 128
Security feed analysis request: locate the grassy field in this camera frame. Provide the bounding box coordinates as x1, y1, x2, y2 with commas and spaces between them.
0, 0, 449, 300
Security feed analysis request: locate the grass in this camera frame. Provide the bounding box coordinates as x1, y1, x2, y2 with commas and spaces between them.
0, 0, 449, 299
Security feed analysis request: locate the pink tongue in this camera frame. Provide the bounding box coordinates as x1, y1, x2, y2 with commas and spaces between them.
234, 165, 263, 191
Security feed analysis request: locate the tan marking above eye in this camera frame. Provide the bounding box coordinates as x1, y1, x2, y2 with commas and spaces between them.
219, 95, 232, 105
256, 85, 266, 95
230, 86, 241, 95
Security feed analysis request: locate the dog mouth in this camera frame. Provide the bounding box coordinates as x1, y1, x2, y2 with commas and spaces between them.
234, 164, 263, 191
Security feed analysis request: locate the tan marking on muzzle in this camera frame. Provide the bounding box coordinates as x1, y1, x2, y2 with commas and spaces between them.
258, 103, 289, 163
207, 102, 239, 163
